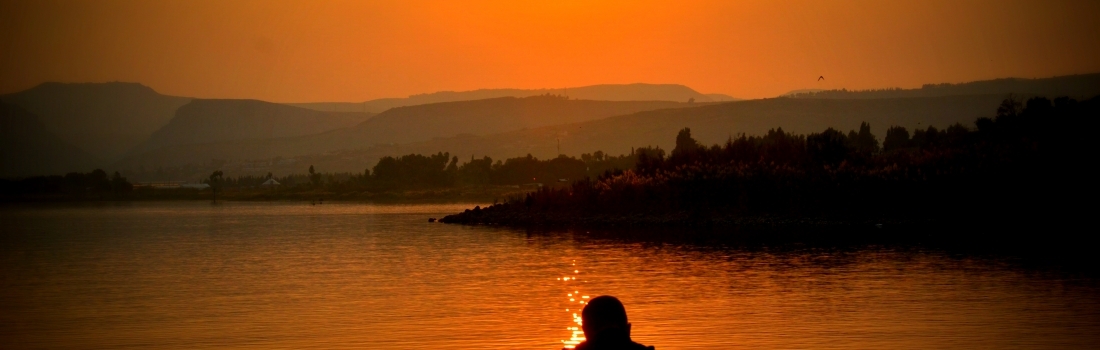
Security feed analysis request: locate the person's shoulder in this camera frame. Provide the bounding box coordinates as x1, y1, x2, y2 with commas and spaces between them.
630, 341, 655, 350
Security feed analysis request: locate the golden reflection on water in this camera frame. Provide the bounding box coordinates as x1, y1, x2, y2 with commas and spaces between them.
559, 260, 588, 349
3, 202, 1100, 349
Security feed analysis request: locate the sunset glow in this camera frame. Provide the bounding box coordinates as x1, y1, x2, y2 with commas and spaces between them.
2, 0, 1098, 101
2, 2, 1099, 349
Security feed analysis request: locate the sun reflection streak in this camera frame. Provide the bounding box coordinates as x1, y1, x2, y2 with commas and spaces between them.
559, 260, 587, 349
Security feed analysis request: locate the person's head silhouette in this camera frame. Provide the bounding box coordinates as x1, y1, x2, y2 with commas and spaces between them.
576, 296, 654, 350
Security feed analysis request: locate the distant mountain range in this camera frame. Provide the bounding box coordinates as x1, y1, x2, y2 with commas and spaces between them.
130, 94, 1010, 177
1, 81, 724, 177
114, 96, 703, 169
288, 83, 737, 113
2, 74, 1098, 180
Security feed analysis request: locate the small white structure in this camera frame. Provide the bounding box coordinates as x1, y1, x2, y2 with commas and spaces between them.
261, 178, 281, 187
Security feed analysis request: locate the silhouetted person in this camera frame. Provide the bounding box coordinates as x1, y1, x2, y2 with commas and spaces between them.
573, 296, 654, 350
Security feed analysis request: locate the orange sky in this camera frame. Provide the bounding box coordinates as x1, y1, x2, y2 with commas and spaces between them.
2, 0, 1098, 101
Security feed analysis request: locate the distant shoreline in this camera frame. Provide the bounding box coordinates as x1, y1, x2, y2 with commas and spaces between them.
0, 186, 527, 205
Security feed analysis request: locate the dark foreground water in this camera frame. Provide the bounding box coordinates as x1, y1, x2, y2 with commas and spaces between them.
1, 201, 1098, 349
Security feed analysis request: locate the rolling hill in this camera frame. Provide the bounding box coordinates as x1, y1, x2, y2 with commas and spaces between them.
1, 103, 99, 177
289, 83, 727, 113
126, 99, 374, 157
0, 82, 191, 163
114, 94, 1019, 177
113, 96, 701, 171
343, 94, 1016, 168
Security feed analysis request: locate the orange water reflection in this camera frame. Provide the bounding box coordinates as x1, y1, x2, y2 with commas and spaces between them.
558, 260, 588, 349
3, 202, 1100, 349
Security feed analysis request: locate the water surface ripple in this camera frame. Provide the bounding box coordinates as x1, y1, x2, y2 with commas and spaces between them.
1, 202, 1097, 349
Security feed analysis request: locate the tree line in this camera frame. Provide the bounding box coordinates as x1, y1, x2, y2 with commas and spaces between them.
206, 149, 655, 194
6, 95, 1095, 212
1, 169, 132, 197
443, 96, 1098, 228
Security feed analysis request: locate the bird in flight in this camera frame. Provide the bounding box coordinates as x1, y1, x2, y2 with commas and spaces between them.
818, 76, 825, 81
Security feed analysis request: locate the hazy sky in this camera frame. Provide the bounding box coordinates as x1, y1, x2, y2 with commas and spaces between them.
2, 0, 1098, 102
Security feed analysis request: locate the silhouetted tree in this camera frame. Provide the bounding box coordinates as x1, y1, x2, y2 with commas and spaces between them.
847, 122, 880, 154
208, 170, 223, 203
458, 155, 494, 185
672, 128, 701, 158
806, 128, 849, 165
308, 165, 321, 187
883, 126, 911, 152
110, 171, 132, 193
996, 95, 1023, 122
371, 152, 453, 189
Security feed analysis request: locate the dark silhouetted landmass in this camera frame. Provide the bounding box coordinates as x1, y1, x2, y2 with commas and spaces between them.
785, 73, 1100, 99
289, 83, 725, 113
125, 99, 373, 157
441, 96, 1098, 231
1, 102, 99, 177
0, 82, 191, 163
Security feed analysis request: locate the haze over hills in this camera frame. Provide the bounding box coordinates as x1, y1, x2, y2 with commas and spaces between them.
0, 82, 191, 163
704, 93, 739, 102
289, 83, 734, 113
784, 73, 1100, 99
388, 94, 1016, 164
7, 73, 1099, 181
115, 96, 701, 170
115, 93, 1016, 178
325, 96, 697, 147
1, 103, 98, 177
126, 99, 373, 157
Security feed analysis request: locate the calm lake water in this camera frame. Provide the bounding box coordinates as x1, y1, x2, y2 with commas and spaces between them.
1, 201, 1098, 349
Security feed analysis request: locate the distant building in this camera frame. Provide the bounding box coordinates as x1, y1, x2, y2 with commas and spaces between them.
180, 183, 210, 190
261, 178, 281, 187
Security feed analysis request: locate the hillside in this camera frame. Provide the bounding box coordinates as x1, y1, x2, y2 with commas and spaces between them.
288, 83, 722, 113
361, 94, 1015, 165
113, 96, 699, 173
329, 95, 695, 147
1, 103, 99, 177
0, 82, 191, 163
126, 99, 373, 157
786, 73, 1100, 99
114, 94, 1019, 179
